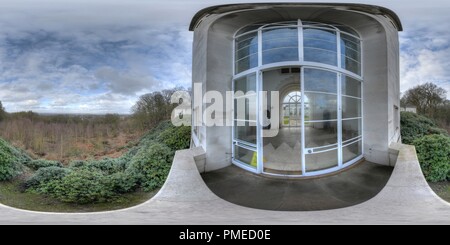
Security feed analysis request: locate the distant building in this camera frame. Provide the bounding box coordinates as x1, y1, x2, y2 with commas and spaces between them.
189, 3, 402, 177
400, 107, 417, 113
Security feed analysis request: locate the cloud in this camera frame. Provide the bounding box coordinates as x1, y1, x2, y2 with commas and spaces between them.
399, 25, 450, 99
0, 0, 449, 114
0, 1, 194, 114
95, 66, 159, 95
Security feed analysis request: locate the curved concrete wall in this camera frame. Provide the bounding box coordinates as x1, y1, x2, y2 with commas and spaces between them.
191, 4, 401, 171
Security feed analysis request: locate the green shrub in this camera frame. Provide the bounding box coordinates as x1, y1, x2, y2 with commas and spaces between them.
157, 125, 191, 151
19, 121, 189, 203
25, 159, 62, 170
139, 120, 173, 143
51, 169, 115, 204
0, 138, 30, 181
85, 158, 126, 174
69, 160, 86, 168
429, 127, 449, 136
107, 172, 137, 193
26, 166, 71, 192
413, 134, 450, 182
127, 142, 174, 191
400, 112, 446, 144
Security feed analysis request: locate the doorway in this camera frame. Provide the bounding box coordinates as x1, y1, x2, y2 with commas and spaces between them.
262, 68, 302, 174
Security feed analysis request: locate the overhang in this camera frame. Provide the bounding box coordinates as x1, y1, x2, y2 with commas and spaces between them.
189, 3, 403, 31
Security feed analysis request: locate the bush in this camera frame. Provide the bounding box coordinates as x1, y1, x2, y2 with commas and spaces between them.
413, 134, 450, 182
18, 121, 190, 203
69, 160, 86, 168
0, 138, 30, 181
139, 120, 173, 142
400, 112, 446, 144
107, 172, 138, 193
85, 158, 126, 174
157, 125, 191, 151
127, 142, 174, 191
26, 166, 71, 191
51, 169, 115, 204
25, 159, 62, 170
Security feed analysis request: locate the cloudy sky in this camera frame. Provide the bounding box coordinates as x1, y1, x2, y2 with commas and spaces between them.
0, 0, 449, 114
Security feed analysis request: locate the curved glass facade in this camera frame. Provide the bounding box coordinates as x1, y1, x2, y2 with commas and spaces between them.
234, 20, 362, 76
232, 20, 363, 177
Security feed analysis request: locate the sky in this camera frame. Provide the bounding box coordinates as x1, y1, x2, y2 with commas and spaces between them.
0, 0, 449, 114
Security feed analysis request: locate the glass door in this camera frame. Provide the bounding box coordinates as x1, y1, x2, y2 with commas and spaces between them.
302, 68, 340, 174
261, 68, 302, 175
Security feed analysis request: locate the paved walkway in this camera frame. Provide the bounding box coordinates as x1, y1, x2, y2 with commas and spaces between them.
202, 162, 393, 211
0, 144, 449, 224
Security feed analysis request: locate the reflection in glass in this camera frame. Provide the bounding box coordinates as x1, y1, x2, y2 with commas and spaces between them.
306, 149, 338, 172
342, 96, 361, 119
342, 75, 361, 98
236, 44, 258, 60
340, 33, 361, 75
262, 28, 298, 64
234, 145, 257, 168
234, 121, 257, 144
342, 119, 362, 141
341, 57, 361, 75
234, 96, 257, 121
234, 74, 256, 93
262, 28, 297, 41
235, 32, 258, 74
304, 93, 337, 120
304, 48, 337, 66
263, 48, 299, 64
305, 121, 337, 148
236, 54, 258, 74
304, 69, 337, 93
263, 38, 298, 50
303, 28, 337, 66
342, 140, 362, 163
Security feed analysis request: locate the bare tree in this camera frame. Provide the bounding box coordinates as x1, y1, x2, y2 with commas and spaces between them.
132, 87, 186, 130
0, 101, 6, 121
401, 82, 447, 118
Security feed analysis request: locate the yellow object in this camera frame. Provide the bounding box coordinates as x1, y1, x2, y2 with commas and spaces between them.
283, 116, 290, 125
250, 152, 266, 167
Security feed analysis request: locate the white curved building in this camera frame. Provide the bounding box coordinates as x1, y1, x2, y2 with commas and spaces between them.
189, 3, 402, 177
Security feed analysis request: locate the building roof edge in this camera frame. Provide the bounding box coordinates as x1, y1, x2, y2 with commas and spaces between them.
189, 3, 403, 31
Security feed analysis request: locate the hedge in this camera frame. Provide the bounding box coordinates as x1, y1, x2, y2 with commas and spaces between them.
413, 134, 450, 182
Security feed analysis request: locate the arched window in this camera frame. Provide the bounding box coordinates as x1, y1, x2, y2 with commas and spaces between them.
283, 91, 302, 127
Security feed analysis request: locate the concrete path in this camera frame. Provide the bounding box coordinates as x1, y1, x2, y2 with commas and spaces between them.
0, 143, 449, 224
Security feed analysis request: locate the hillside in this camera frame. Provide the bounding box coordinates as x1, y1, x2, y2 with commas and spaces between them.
0, 137, 31, 181
0, 113, 142, 163
0, 121, 191, 211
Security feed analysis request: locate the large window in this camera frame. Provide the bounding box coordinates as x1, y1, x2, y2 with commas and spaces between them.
234, 21, 362, 75
232, 20, 363, 177
262, 27, 299, 64
233, 73, 257, 168
235, 32, 258, 74
303, 28, 337, 66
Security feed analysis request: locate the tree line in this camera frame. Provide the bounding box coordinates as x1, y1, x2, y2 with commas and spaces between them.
0, 87, 188, 162
401, 82, 449, 132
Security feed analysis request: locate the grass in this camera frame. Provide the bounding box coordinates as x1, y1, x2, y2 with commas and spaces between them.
429, 181, 450, 203
0, 178, 158, 213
